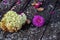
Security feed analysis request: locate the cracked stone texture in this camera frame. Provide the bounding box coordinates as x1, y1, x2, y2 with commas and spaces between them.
0, 0, 60, 40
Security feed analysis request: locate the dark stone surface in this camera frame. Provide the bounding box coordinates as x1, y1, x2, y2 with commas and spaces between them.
0, 0, 60, 40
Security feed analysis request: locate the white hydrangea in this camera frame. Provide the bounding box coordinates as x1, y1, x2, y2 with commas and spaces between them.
0, 11, 27, 32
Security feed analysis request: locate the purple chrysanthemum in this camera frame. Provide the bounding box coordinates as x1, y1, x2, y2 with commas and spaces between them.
32, 15, 45, 27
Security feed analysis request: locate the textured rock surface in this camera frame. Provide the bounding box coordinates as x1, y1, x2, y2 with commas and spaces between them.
0, 0, 60, 40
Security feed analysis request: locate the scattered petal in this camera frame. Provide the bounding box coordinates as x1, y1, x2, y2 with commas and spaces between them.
26, 19, 31, 24
34, 2, 42, 8
37, 7, 44, 11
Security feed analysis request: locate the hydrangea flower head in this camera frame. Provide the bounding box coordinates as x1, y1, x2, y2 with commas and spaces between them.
0, 11, 27, 32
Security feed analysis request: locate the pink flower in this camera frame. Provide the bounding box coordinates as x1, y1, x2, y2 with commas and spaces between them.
32, 15, 45, 27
